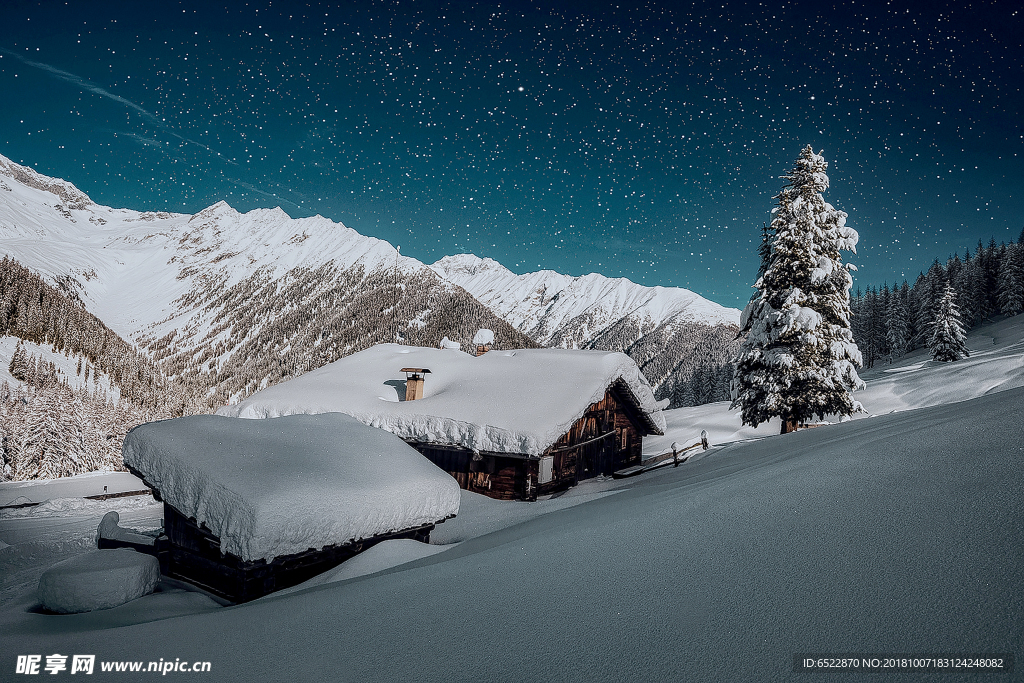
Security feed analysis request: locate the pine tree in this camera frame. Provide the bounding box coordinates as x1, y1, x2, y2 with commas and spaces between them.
955, 250, 980, 329
732, 146, 864, 433
8, 341, 28, 381
977, 239, 1001, 320
997, 242, 1024, 316
886, 288, 911, 360
913, 262, 945, 348
756, 221, 773, 281
928, 285, 970, 362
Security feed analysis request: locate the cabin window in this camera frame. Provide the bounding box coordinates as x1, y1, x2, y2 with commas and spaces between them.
538, 456, 553, 484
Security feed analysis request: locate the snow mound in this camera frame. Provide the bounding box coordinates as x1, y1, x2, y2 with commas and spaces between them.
218, 345, 665, 454
37, 548, 159, 614
472, 328, 494, 346
97, 511, 155, 546
122, 413, 461, 561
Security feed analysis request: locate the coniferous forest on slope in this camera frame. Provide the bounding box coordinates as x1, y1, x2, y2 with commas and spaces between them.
850, 234, 1024, 368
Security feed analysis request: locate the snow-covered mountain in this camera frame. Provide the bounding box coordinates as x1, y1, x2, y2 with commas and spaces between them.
432, 253, 739, 345
0, 152, 742, 410
0, 153, 533, 405
432, 254, 742, 405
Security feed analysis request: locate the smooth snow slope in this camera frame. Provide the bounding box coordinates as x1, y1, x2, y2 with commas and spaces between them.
432, 253, 740, 346
855, 314, 1024, 415
4, 387, 1020, 682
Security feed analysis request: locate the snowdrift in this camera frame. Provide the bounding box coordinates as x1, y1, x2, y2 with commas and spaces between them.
5, 384, 1020, 681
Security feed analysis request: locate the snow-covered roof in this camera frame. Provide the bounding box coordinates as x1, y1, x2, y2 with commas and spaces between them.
122, 413, 461, 562
217, 345, 666, 456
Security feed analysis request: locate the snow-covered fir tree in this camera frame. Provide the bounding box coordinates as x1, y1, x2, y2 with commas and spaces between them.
928, 284, 970, 362
886, 288, 911, 360
997, 242, 1024, 316
756, 221, 773, 281
732, 145, 864, 433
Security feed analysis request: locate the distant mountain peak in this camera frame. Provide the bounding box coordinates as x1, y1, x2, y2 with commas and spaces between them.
431, 253, 508, 277
0, 153, 93, 210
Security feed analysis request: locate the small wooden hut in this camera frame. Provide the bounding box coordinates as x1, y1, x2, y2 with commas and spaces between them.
118, 412, 460, 602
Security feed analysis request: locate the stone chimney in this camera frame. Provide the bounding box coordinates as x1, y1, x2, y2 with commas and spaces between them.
472, 328, 494, 356
400, 368, 431, 401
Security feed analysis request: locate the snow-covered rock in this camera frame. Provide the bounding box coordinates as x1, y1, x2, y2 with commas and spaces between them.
122, 413, 461, 562
218, 344, 665, 454
37, 548, 159, 613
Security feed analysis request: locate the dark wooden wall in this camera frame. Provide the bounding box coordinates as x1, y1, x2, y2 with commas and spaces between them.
411, 443, 531, 501
412, 384, 648, 501
537, 385, 643, 495
158, 503, 433, 603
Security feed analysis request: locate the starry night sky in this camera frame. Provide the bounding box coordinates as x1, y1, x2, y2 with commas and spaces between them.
1, 0, 1021, 307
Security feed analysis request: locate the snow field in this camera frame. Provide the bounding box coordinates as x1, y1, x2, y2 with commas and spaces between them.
2, 384, 1020, 681
0, 471, 150, 508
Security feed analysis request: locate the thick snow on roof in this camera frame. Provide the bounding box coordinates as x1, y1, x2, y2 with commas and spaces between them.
218, 345, 666, 455
122, 413, 460, 562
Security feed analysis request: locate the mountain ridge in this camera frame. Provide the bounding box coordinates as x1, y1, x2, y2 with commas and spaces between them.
1, 153, 740, 409
0, 153, 534, 406
431, 253, 739, 347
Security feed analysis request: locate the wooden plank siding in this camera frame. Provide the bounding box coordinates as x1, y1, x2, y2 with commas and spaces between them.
409, 382, 647, 501
155, 503, 434, 603
409, 443, 532, 501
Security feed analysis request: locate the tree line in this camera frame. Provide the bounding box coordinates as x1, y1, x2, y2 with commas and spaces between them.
850, 232, 1024, 367
0, 257, 202, 480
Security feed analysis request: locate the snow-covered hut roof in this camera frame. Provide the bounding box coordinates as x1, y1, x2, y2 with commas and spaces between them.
217, 345, 666, 456
122, 413, 461, 562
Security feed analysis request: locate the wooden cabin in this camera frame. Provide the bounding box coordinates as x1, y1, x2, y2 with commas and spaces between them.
118, 412, 461, 603
220, 345, 667, 502
410, 378, 657, 500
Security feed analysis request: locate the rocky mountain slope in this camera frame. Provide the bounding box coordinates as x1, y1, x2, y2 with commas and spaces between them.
2, 152, 741, 413
0, 154, 533, 407
432, 254, 743, 406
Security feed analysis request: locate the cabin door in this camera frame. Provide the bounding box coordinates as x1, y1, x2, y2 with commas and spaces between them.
578, 438, 612, 479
